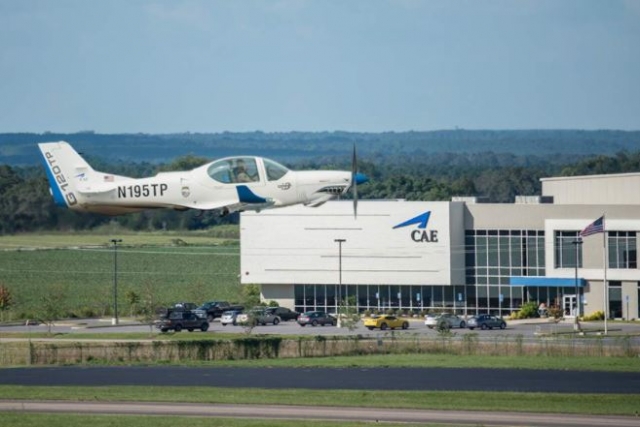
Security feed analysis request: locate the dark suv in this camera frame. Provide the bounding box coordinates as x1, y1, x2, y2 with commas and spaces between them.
297, 310, 336, 327
155, 310, 209, 333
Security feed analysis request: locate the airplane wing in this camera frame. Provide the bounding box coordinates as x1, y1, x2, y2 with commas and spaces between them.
174, 185, 274, 214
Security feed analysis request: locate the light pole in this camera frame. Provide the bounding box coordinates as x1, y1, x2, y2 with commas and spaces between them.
572, 238, 583, 332
110, 239, 122, 325
334, 238, 346, 327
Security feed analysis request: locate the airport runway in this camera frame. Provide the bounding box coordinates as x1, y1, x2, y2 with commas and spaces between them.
1, 400, 638, 427
1, 366, 640, 393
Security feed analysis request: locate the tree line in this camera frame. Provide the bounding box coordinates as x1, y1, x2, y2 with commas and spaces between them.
2, 150, 640, 234
3, 129, 640, 165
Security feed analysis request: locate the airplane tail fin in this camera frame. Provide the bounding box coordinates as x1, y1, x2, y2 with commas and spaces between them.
38, 141, 97, 208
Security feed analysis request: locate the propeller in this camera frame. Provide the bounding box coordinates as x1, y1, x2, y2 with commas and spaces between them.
352, 145, 358, 218
350, 144, 369, 219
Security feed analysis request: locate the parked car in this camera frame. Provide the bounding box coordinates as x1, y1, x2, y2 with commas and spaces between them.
364, 314, 409, 331
172, 302, 198, 311
467, 314, 507, 330
155, 310, 209, 333
196, 301, 244, 322
220, 309, 243, 326
265, 307, 300, 321
236, 308, 281, 326
424, 313, 466, 329
297, 311, 336, 327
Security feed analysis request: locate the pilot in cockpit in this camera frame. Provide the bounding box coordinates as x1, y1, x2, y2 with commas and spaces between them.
233, 159, 253, 183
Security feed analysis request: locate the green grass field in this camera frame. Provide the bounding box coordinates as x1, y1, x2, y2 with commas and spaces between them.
0, 413, 455, 427
0, 232, 242, 318
0, 386, 636, 416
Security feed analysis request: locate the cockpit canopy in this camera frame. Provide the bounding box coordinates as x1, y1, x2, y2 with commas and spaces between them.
207, 157, 290, 184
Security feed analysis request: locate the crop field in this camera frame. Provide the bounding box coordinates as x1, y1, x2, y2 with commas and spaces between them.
0, 233, 242, 318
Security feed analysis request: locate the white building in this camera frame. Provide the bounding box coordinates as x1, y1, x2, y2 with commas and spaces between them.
241, 172, 640, 319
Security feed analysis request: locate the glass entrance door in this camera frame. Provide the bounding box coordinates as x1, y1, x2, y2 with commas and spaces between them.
563, 295, 577, 317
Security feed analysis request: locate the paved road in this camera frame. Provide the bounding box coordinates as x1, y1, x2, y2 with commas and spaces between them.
0, 400, 638, 427
2, 366, 640, 393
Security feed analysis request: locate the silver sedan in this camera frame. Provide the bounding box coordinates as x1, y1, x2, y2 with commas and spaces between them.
424, 313, 466, 329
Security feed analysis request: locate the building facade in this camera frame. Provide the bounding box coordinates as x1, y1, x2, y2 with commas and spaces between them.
240, 173, 640, 319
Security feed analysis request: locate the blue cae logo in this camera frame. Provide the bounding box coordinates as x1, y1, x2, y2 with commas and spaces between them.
393, 211, 431, 229
393, 211, 438, 243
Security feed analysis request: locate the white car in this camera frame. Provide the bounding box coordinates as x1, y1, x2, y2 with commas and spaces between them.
236, 309, 281, 326
220, 310, 242, 326
424, 313, 466, 329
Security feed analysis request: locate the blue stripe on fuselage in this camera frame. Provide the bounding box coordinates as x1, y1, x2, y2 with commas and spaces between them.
39, 149, 67, 207
236, 185, 267, 204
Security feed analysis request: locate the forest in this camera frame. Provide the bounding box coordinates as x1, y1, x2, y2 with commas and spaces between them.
1, 130, 640, 234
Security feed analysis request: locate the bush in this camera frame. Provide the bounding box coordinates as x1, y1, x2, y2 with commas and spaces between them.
512, 301, 539, 319
78, 306, 98, 318
582, 310, 605, 321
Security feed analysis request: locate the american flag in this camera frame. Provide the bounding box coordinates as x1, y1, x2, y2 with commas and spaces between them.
579, 215, 605, 237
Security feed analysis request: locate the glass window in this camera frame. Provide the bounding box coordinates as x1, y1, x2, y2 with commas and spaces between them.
443, 286, 454, 309
304, 285, 315, 309
390, 285, 400, 308
555, 231, 581, 268
511, 286, 523, 308
420, 286, 432, 308
608, 231, 637, 269
488, 235, 499, 266
401, 286, 411, 308
263, 158, 289, 181
357, 285, 368, 308
368, 285, 379, 308
433, 286, 443, 308
609, 281, 622, 319
207, 157, 260, 184
294, 285, 304, 307
379, 285, 390, 309
476, 237, 488, 267
207, 159, 235, 184
325, 285, 334, 308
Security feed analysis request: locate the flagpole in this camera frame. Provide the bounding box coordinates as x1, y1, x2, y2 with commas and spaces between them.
602, 215, 608, 335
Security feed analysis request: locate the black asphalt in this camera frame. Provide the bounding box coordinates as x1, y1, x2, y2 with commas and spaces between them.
2, 366, 640, 393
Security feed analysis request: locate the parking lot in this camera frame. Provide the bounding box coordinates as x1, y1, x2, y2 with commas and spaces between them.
2, 316, 640, 340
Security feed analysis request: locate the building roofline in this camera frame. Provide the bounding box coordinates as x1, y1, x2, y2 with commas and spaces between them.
541, 172, 640, 182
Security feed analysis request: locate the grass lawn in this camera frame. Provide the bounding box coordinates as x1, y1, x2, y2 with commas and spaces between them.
0, 413, 453, 427
0, 230, 238, 249
0, 232, 242, 318
0, 385, 636, 416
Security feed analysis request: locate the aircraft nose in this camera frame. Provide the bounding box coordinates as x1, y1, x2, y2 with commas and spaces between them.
354, 172, 369, 185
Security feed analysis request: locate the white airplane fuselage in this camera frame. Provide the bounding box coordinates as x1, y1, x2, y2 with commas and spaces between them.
39, 141, 367, 216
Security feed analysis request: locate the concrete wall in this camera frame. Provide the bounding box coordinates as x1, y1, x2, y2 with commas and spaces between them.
241, 200, 465, 286
542, 173, 640, 205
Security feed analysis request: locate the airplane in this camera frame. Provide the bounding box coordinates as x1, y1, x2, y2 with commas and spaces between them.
38, 141, 368, 217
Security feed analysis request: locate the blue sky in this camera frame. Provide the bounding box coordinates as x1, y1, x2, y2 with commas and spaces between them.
1, 0, 639, 133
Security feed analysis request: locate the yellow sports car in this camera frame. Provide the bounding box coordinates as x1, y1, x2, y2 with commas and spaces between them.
363, 314, 409, 331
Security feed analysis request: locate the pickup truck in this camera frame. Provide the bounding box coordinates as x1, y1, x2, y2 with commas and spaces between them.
196, 301, 244, 322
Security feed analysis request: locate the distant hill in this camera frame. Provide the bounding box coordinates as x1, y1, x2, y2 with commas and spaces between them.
2, 129, 640, 166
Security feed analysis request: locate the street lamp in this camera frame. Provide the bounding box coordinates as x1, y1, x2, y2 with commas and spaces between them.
110, 239, 122, 325
572, 238, 583, 332
334, 238, 346, 325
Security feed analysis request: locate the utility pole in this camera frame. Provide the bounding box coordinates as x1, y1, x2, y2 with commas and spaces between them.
111, 239, 123, 325
572, 238, 583, 332
334, 238, 346, 327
